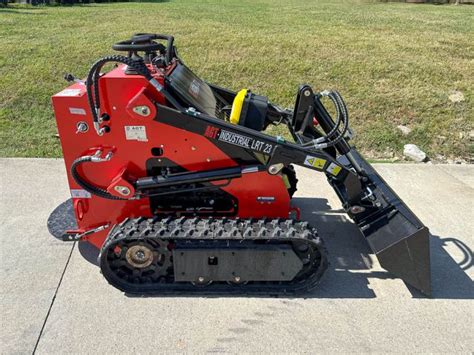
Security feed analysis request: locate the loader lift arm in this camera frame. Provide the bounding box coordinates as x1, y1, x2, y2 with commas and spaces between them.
153, 94, 431, 295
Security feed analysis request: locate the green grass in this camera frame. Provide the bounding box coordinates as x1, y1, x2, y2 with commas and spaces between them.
0, 0, 472, 159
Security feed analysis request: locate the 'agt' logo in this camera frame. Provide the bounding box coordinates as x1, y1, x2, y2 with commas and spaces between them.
204, 125, 220, 139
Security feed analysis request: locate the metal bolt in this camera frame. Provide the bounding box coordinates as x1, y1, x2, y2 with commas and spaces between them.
114, 185, 131, 196
350, 205, 366, 214
234, 276, 241, 283
135, 250, 145, 260
206, 158, 211, 162
133, 105, 151, 117
198, 277, 205, 283
268, 163, 283, 175
269, 165, 278, 174
191, 146, 197, 151
76, 121, 88, 134
304, 90, 311, 97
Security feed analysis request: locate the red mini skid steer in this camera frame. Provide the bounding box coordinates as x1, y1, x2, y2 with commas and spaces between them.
48, 34, 431, 295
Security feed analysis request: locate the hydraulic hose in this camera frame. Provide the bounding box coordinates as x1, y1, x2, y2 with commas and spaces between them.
86, 55, 152, 134
303, 90, 349, 149
86, 54, 183, 136
71, 156, 128, 200
318, 91, 342, 140
321, 90, 349, 148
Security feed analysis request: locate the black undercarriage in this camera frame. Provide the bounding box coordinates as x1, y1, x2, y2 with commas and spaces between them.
99, 217, 328, 295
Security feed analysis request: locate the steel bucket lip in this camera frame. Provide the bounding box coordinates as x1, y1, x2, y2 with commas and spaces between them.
372, 226, 432, 296
344, 149, 432, 296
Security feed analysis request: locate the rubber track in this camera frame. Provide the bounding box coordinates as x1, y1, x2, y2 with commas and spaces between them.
99, 217, 328, 295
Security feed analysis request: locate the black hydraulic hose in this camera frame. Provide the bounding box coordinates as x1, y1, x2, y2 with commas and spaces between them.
333, 90, 349, 130
71, 156, 127, 200
86, 54, 184, 134
322, 90, 350, 148
86, 55, 152, 127
319, 91, 342, 140
302, 89, 349, 149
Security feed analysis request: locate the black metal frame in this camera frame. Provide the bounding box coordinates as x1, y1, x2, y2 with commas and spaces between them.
153, 87, 431, 295
154, 103, 364, 200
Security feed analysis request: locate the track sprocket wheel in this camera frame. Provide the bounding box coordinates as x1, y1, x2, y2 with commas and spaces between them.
105, 239, 172, 285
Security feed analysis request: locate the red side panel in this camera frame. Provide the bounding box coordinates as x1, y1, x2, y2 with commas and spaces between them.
52, 66, 290, 249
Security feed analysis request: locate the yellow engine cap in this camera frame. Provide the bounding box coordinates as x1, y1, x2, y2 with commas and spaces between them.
230, 89, 248, 125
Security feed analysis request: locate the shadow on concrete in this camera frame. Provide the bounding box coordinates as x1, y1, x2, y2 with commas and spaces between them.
292, 197, 378, 299
295, 196, 433, 299
408, 235, 473, 299
68, 197, 473, 299
293, 197, 473, 300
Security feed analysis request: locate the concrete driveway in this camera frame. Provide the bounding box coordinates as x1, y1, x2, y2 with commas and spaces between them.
1, 158, 472, 354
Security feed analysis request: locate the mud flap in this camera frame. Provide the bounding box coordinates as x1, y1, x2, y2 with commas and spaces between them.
339, 149, 431, 296
47, 198, 78, 241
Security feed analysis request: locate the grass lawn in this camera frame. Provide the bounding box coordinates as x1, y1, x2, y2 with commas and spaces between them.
0, 0, 472, 160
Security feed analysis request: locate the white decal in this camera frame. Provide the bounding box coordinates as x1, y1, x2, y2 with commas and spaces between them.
257, 196, 275, 202
71, 189, 91, 198
242, 166, 259, 174
69, 107, 86, 115
125, 126, 148, 142
56, 89, 82, 97
217, 129, 274, 154
189, 79, 201, 98
219, 130, 251, 148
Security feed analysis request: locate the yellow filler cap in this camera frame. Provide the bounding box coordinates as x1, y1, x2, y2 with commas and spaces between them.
229, 89, 248, 125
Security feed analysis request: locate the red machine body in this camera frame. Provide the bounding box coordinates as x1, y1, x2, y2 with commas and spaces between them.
52, 66, 290, 249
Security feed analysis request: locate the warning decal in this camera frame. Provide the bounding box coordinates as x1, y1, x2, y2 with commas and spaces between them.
125, 126, 148, 142
304, 156, 326, 170
327, 162, 342, 176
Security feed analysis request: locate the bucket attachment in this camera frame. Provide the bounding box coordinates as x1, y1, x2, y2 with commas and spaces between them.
341, 150, 431, 296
